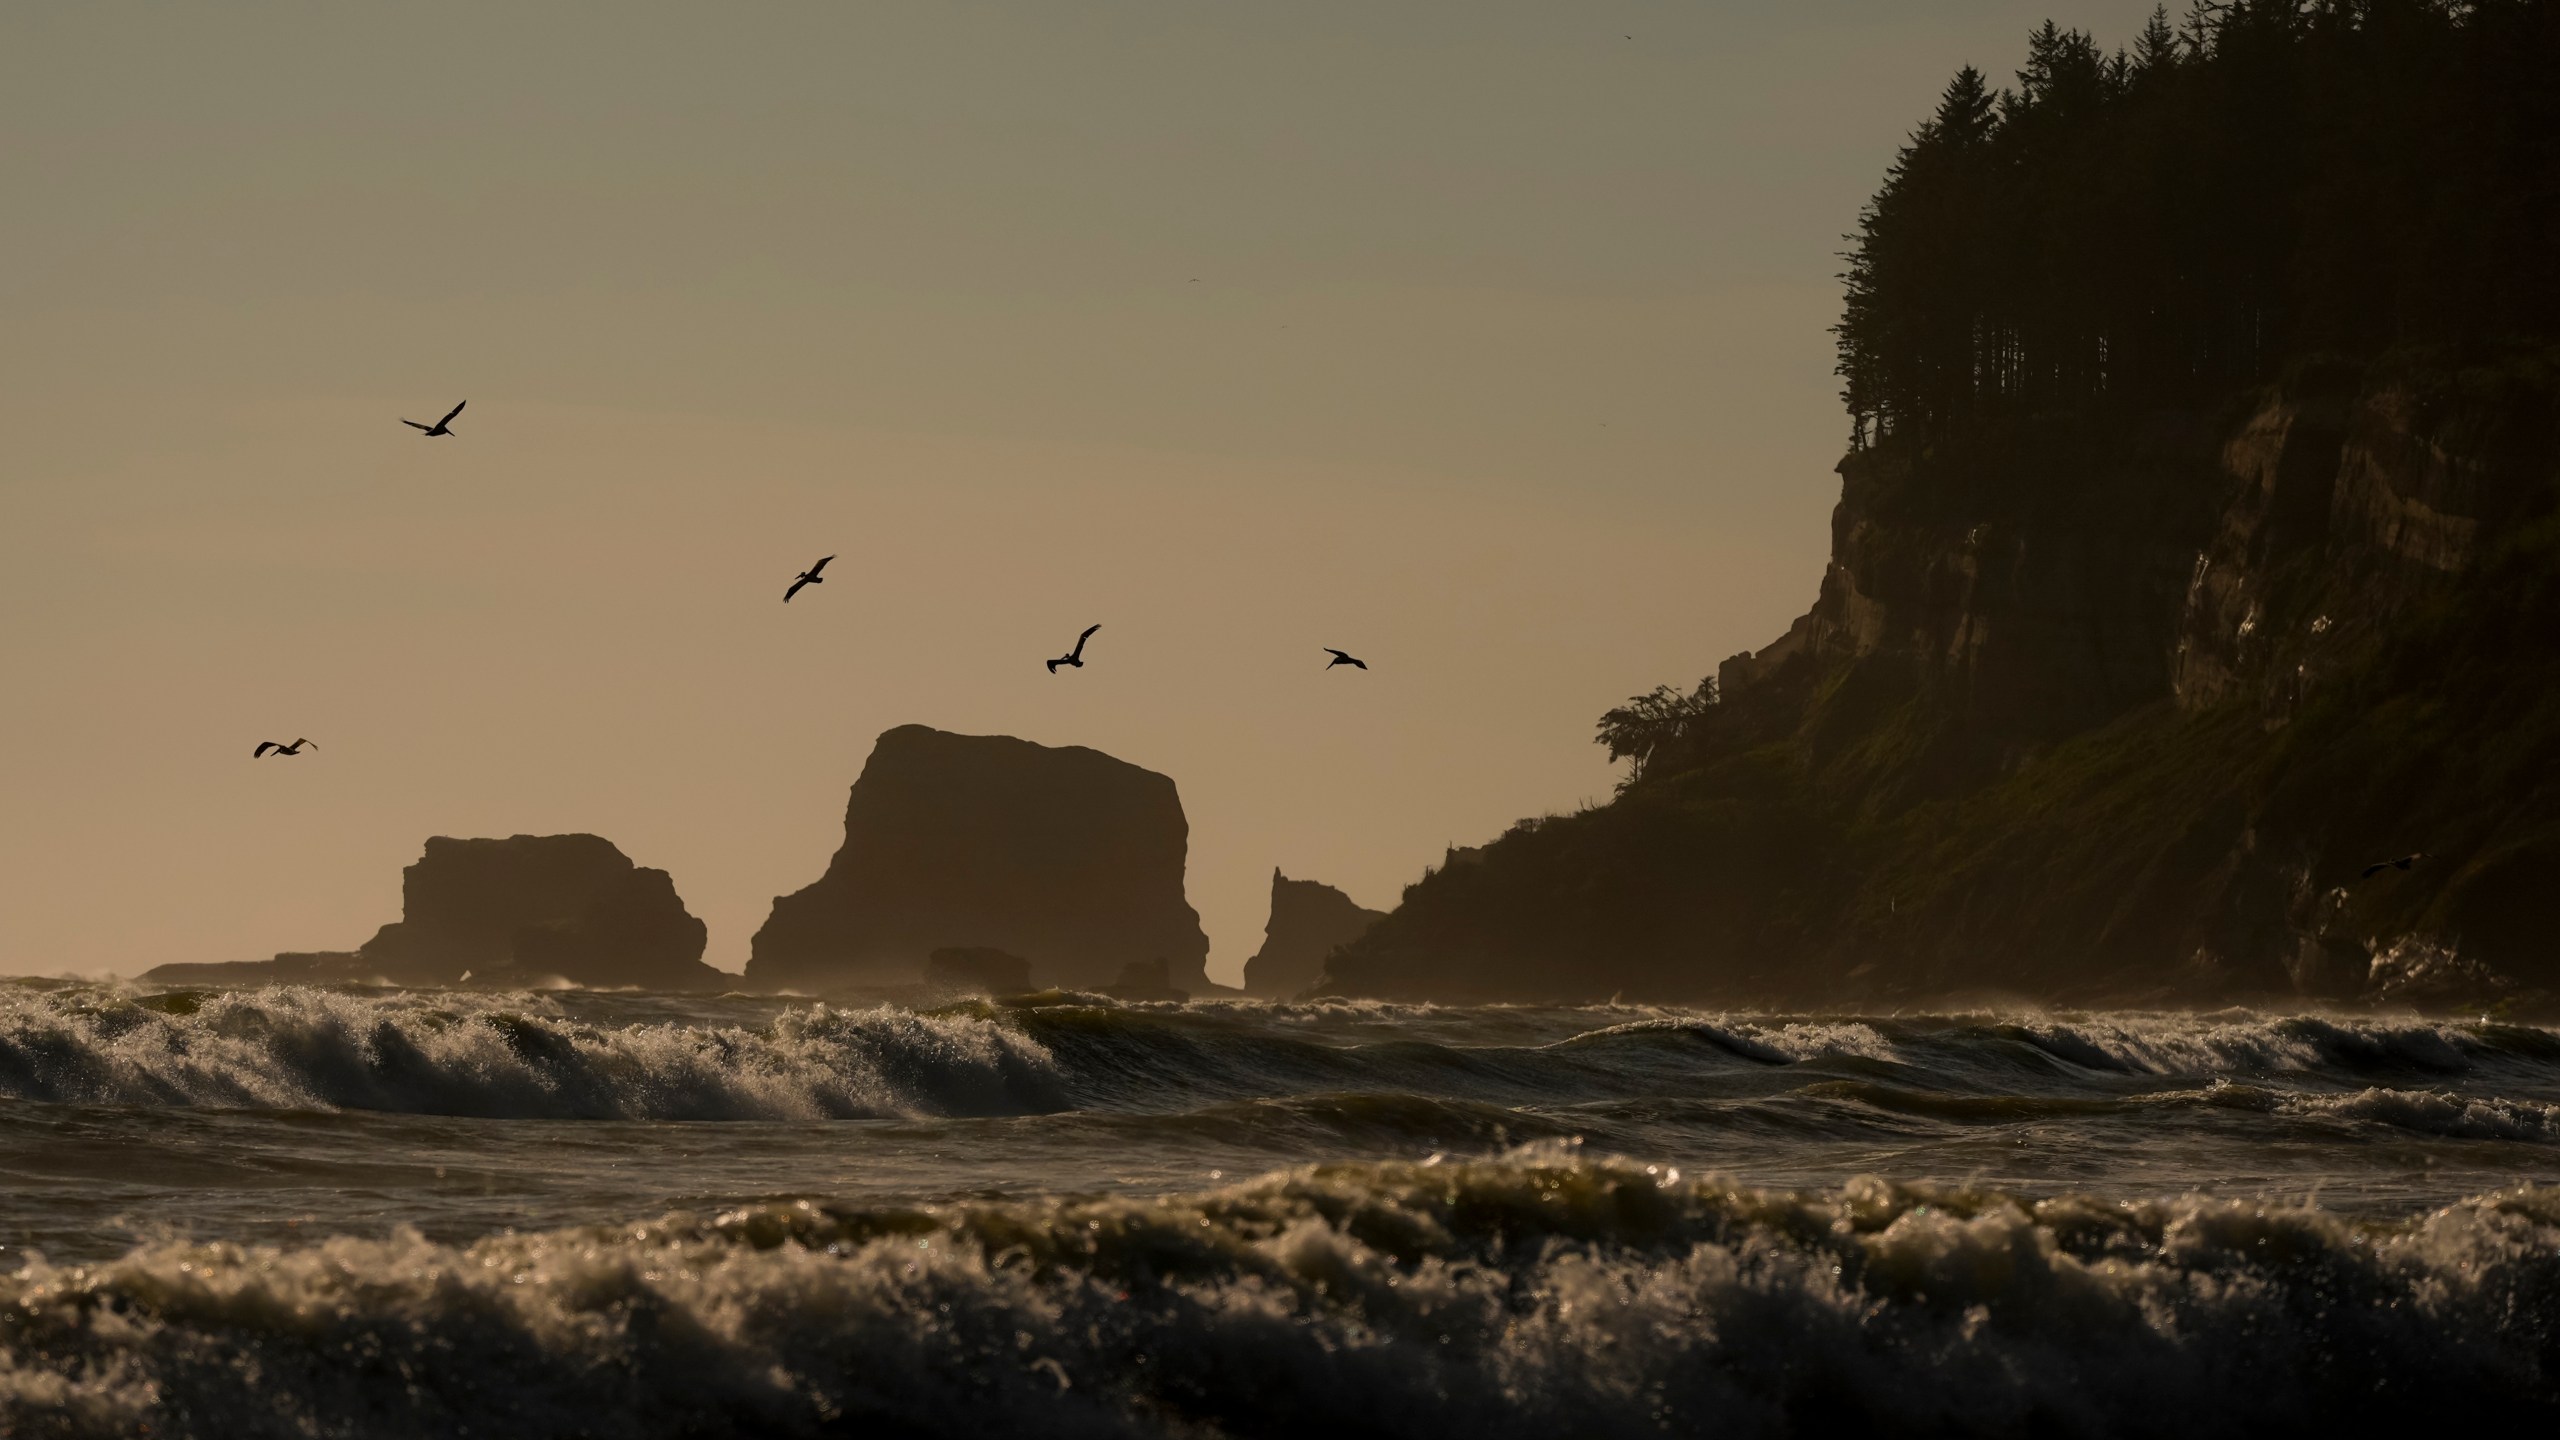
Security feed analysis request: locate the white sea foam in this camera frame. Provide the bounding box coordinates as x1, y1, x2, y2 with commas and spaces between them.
2001, 1012, 2493, 1076
0, 985, 1060, 1120
2, 1149, 2555, 1438
2276, 1086, 2560, 1141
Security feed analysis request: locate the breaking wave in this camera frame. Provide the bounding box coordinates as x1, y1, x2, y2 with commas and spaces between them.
3, 1148, 2555, 1439
0, 986, 1062, 1120
2274, 1085, 2560, 1141
6, 986, 2560, 1129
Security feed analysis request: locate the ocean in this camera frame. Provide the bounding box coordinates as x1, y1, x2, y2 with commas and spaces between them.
1, 979, 2555, 1436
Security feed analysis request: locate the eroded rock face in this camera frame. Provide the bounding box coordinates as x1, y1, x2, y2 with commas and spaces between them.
145, 835, 722, 991
744, 726, 1212, 993
1327, 353, 2560, 1007
357, 835, 718, 989
1243, 870, 1384, 998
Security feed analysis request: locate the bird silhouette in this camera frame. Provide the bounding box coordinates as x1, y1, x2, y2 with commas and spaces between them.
1047, 624, 1101, 673
2360, 853, 2424, 880
784, 555, 834, 602
1323, 648, 1367, 670
401, 400, 466, 436
253, 738, 318, 758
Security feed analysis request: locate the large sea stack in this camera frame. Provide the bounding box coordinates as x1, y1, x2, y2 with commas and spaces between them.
744, 725, 1213, 992
1242, 870, 1385, 998
144, 834, 723, 990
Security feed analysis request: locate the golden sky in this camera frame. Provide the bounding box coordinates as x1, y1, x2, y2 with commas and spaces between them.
0, 1, 2165, 981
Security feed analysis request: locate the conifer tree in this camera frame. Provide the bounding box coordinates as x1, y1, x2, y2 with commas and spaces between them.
1831, 1, 2560, 445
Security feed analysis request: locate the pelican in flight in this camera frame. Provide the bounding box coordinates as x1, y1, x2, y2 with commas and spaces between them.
1323, 648, 1367, 670
253, 738, 318, 758
2360, 853, 2424, 880
401, 400, 466, 437
784, 555, 834, 602
1047, 624, 1100, 673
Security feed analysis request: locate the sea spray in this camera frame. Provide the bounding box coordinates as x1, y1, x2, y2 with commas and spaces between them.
0, 985, 1062, 1120
3, 1149, 2556, 1438
9, 984, 2560, 1124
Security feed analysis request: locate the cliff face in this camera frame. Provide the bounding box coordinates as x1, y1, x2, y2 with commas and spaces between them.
1327, 349, 2560, 1007
362, 835, 720, 989
145, 834, 722, 991
1242, 870, 1385, 998
745, 726, 1212, 993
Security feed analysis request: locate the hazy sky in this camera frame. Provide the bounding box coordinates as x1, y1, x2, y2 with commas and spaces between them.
1, 1, 2165, 982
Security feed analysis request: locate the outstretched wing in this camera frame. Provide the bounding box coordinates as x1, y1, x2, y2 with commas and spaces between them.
809, 555, 834, 577
254, 742, 277, 757
298, 739, 317, 750
1070, 623, 1100, 659
440, 400, 467, 426
2360, 861, 2388, 879
785, 577, 810, 602
402, 420, 431, 431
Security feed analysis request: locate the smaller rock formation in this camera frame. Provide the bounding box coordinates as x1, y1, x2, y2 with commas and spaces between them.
745, 726, 1213, 992
926, 946, 1034, 995
136, 953, 372, 988
1099, 958, 1188, 1003
356, 836, 717, 989
144, 835, 723, 991
1242, 870, 1386, 998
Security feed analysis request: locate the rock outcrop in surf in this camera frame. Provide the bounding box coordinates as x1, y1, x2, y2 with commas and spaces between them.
925, 947, 1035, 996
744, 725, 1213, 993
143, 834, 722, 991
1242, 869, 1384, 997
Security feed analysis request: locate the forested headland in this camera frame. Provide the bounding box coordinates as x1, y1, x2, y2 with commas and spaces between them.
1328, 1, 2560, 1008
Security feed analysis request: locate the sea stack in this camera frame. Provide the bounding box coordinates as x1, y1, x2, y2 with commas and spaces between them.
744, 725, 1213, 993
144, 834, 723, 991
1242, 869, 1386, 998
358, 835, 721, 989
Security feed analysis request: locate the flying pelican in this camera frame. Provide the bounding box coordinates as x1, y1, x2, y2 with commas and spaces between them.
1047, 624, 1100, 673
253, 738, 318, 758
784, 555, 834, 602
1323, 648, 1367, 670
2360, 853, 2424, 880
401, 400, 466, 437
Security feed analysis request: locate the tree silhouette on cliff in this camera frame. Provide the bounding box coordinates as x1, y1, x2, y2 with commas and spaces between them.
1595, 677, 1718, 785
1835, 0, 2560, 446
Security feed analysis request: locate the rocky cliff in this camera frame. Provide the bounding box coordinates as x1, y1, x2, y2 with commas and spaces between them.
145, 834, 723, 991
744, 726, 1213, 993
1242, 870, 1385, 998
1326, 348, 2560, 1007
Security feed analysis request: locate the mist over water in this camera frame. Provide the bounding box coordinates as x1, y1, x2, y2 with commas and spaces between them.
2, 980, 2557, 1435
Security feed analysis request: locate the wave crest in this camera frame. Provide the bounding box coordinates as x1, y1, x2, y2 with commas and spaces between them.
0, 986, 1061, 1120
2277, 1086, 2560, 1141
4, 1150, 2557, 1437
